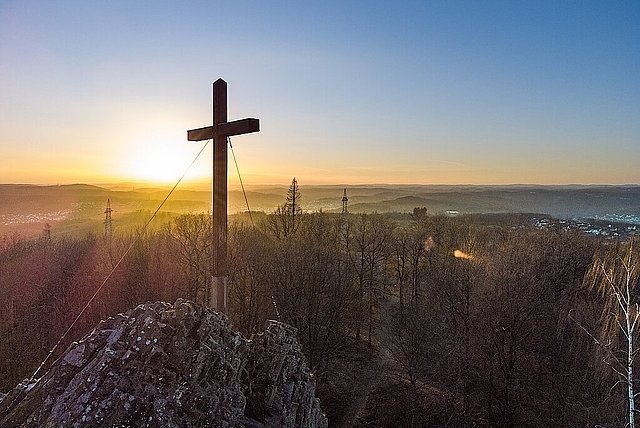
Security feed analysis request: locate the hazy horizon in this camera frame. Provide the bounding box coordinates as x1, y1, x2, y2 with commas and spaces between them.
3, 180, 640, 191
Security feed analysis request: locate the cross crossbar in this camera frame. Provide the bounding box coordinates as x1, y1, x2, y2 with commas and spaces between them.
187, 118, 259, 141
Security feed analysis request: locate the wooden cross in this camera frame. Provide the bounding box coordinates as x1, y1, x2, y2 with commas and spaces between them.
187, 78, 259, 312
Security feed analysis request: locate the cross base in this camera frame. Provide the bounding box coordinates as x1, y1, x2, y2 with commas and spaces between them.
211, 276, 228, 314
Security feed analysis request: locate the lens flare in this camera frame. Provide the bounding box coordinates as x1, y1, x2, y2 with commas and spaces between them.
454, 250, 473, 260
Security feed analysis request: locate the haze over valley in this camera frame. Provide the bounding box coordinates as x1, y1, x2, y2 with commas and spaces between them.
2, 183, 639, 239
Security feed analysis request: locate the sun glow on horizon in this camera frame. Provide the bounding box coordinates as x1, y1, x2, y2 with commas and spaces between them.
121, 133, 212, 185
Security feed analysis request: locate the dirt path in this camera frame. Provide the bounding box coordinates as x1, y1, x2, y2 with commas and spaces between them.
336, 298, 399, 428
335, 349, 382, 428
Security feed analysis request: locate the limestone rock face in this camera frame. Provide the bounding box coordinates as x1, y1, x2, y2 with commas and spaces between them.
243, 321, 326, 427
0, 299, 327, 428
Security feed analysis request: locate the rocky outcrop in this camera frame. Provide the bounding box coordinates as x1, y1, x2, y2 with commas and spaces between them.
0, 299, 327, 428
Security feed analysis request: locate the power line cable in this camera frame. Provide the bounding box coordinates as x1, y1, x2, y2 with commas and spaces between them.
226, 138, 278, 320
30, 139, 211, 380
228, 137, 254, 227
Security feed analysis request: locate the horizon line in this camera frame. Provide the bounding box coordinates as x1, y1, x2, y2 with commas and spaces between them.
2, 181, 640, 189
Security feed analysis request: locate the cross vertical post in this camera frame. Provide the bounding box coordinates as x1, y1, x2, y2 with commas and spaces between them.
187, 78, 259, 312
212, 79, 228, 313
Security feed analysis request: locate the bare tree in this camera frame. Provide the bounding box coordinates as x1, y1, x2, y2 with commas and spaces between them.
392, 226, 430, 316
384, 298, 433, 428
342, 213, 394, 344
170, 213, 212, 304
580, 237, 640, 428
227, 223, 274, 336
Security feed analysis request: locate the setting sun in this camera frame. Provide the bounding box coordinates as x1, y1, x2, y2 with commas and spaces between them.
122, 133, 211, 184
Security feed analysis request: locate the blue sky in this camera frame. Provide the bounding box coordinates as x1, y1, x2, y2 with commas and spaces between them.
1, 1, 638, 185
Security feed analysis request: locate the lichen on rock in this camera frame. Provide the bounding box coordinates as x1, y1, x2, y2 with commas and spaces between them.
0, 299, 328, 428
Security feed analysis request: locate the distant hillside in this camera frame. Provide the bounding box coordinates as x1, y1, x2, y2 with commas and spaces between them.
341, 185, 640, 223
0, 184, 107, 215
2, 184, 639, 238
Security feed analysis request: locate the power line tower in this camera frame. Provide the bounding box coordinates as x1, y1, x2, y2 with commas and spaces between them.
104, 199, 113, 238
42, 223, 51, 240
341, 188, 349, 215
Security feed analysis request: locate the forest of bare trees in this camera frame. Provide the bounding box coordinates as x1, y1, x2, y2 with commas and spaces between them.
1, 199, 638, 427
